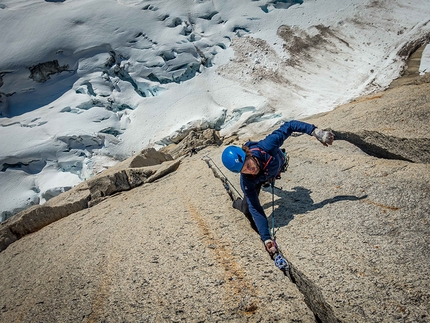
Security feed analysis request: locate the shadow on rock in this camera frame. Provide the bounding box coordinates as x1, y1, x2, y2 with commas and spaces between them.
262, 186, 367, 228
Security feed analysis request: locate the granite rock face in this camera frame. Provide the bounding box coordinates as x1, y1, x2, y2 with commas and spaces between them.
0, 73, 429, 322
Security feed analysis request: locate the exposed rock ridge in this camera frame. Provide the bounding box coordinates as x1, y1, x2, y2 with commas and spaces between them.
160, 128, 223, 159
29, 60, 71, 83
0, 148, 178, 252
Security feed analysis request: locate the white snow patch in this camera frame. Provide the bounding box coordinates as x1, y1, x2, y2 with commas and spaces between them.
0, 0, 430, 220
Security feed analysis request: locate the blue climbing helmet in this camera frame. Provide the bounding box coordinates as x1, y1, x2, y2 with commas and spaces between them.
222, 146, 246, 173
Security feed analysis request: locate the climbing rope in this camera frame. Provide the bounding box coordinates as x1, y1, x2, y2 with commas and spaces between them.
271, 181, 276, 240
202, 155, 243, 199
270, 149, 289, 240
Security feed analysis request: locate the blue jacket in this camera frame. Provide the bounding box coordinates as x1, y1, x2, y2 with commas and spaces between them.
240, 120, 315, 242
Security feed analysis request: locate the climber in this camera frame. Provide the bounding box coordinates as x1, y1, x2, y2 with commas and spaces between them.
221, 120, 334, 258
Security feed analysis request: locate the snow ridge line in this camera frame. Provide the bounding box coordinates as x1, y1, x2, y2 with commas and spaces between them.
203, 157, 342, 323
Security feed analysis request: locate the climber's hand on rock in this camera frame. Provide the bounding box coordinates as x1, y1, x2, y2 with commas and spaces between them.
312, 128, 334, 146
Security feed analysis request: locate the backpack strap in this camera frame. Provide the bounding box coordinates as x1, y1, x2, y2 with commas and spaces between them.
250, 147, 272, 173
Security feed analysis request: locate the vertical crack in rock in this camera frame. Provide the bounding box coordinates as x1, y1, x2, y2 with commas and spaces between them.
333, 130, 430, 163
203, 157, 241, 201
289, 264, 341, 323
203, 157, 342, 323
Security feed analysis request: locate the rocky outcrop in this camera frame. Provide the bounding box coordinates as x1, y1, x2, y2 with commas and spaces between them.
29, 60, 70, 83
0, 72, 10, 117
161, 128, 223, 159
0, 91, 9, 117
128, 147, 173, 167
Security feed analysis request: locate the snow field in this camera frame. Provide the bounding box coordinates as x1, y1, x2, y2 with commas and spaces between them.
0, 0, 429, 220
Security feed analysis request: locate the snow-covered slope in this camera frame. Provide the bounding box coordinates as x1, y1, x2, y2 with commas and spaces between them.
1, 0, 429, 220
